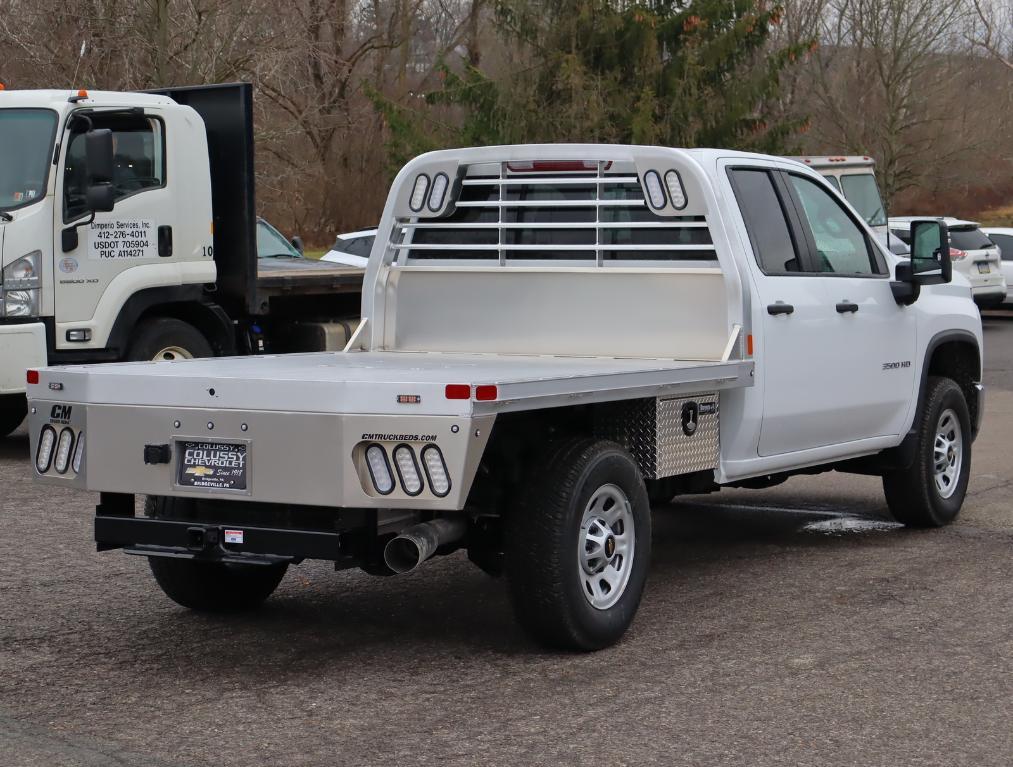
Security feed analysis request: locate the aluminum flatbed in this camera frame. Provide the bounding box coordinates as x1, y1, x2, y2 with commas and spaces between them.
42, 351, 752, 416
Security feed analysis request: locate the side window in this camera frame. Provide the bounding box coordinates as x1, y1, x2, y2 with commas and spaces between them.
992, 234, 1013, 261
730, 169, 802, 274
787, 174, 879, 275
64, 114, 165, 221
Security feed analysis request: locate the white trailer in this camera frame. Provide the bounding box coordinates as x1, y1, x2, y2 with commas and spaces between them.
28, 145, 982, 650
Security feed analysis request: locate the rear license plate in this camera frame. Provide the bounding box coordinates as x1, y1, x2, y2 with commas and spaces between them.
176, 441, 247, 490
977, 263, 990, 274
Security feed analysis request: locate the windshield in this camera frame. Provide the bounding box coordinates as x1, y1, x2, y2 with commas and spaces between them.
256, 219, 302, 258
0, 109, 58, 212
840, 174, 886, 227
949, 227, 995, 251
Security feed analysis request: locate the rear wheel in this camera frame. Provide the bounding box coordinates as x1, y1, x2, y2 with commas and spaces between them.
127, 317, 213, 362
505, 438, 651, 651
0, 394, 27, 437
145, 496, 288, 612
883, 376, 971, 527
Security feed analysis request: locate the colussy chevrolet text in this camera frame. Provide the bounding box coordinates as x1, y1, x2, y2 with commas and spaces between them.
28, 145, 983, 650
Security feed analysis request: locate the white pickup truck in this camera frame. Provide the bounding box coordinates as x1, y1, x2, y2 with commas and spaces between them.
28, 146, 983, 651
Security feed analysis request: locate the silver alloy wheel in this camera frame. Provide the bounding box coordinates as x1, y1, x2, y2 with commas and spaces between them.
933, 408, 963, 499
152, 346, 194, 362
578, 483, 635, 610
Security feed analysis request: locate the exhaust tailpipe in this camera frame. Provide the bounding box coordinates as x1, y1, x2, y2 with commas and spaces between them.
383, 517, 467, 574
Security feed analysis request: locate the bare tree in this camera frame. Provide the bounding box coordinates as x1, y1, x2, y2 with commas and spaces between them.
966, 0, 1013, 70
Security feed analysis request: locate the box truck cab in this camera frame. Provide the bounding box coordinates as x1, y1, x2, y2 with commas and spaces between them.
0, 84, 361, 436
791, 156, 888, 240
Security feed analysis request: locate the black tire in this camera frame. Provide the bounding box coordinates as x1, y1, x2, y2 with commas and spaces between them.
126, 317, 213, 362
0, 394, 27, 437
505, 438, 651, 651
145, 496, 287, 612
883, 376, 971, 527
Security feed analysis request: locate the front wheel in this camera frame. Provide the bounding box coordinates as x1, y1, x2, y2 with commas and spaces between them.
505, 438, 651, 651
126, 317, 213, 362
883, 376, 971, 527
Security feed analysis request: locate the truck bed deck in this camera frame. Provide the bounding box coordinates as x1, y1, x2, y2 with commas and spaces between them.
40, 351, 754, 416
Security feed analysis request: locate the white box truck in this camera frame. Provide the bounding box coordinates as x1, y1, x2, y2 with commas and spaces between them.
0, 83, 362, 436
28, 146, 983, 650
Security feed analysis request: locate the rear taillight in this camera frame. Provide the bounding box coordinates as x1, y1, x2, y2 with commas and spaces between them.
949, 247, 967, 260
26, 369, 39, 385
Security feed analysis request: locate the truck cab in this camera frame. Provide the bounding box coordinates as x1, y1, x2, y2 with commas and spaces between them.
0, 84, 362, 436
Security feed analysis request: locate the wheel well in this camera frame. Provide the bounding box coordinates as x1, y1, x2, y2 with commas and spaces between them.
926, 340, 980, 431
132, 302, 235, 357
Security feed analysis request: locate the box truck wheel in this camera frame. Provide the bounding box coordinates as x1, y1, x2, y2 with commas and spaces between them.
144, 496, 287, 611
505, 438, 651, 651
127, 317, 213, 362
0, 394, 27, 437
883, 376, 971, 527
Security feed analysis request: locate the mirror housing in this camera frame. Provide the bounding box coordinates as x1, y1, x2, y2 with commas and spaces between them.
890, 219, 951, 305
291, 235, 305, 255
909, 219, 951, 285
85, 183, 116, 213
83, 128, 116, 214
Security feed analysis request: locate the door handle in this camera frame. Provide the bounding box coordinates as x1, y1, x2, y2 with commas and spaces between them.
767, 302, 794, 316
158, 225, 173, 258
836, 301, 859, 314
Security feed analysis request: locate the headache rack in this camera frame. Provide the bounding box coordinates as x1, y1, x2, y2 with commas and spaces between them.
390, 160, 717, 267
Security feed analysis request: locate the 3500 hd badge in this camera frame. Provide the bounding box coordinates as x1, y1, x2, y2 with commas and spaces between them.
176, 441, 247, 490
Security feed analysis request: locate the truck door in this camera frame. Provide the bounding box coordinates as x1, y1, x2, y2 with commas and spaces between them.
53, 111, 174, 342
729, 166, 916, 457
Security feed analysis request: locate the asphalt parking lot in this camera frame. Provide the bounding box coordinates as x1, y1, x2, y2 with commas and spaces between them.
2, 315, 1012, 767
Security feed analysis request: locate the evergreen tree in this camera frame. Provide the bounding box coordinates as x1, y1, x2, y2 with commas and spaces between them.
378, 0, 813, 165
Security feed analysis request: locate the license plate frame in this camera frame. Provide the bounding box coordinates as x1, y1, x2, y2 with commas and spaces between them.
977, 263, 990, 274
175, 439, 249, 492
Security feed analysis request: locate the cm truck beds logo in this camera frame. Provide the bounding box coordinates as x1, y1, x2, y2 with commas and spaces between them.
50, 405, 72, 423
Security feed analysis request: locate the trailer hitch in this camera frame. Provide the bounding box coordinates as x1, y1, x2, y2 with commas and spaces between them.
186, 526, 219, 551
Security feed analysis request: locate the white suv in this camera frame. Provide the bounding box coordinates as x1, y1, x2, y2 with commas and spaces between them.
982, 228, 1013, 304
889, 217, 1006, 308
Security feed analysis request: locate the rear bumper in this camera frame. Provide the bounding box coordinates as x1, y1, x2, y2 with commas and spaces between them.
29, 400, 493, 511
0, 322, 46, 394
96, 512, 344, 564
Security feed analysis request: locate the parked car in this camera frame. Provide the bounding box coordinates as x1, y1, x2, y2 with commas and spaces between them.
889, 217, 1006, 308
982, 228, 1013, 304
320, 228, 377, 268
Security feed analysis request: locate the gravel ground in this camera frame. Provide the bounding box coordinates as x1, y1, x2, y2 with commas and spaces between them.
1, 315, 1011, 767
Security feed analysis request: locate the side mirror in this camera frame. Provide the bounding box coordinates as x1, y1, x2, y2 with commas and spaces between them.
909, 220, 951, 285
85, 129, 114, 183
291, 235, 305, 255
84, 128, 116, 214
